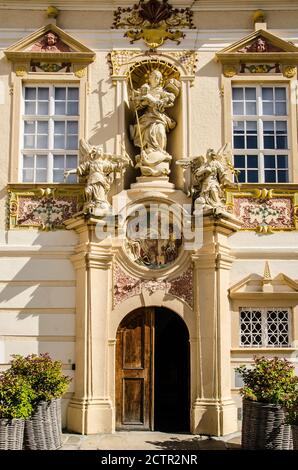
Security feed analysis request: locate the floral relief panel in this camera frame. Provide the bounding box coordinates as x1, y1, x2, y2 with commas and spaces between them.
233, 197, 294, 230
113, 264, 193, 308
8, 186, 84, 230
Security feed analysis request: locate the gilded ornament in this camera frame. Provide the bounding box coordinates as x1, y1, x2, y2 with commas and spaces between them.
74, 67, 86, 78
15, 66, 27, 77
283, 65, 296, 78
223, 65, 237, 77
112, 0, 194, 49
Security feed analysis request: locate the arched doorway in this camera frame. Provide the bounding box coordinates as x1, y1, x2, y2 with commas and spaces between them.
116, 307, 190, 432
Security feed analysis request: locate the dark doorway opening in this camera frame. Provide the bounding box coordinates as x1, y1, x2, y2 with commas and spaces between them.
154, 308, 190, 432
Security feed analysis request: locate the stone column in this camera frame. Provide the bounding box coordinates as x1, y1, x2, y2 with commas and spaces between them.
191, 213, 241, 436
65, 215, 114, 434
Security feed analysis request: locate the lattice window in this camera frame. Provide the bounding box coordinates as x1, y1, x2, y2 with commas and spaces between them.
240, 307, 290, 347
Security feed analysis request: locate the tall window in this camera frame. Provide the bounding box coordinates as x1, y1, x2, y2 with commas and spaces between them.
21, 85, 79, 183
232, 86, 289, 183
240, 307, 290, 347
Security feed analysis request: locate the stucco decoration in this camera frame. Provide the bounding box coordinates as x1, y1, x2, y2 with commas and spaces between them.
65, 139, 131, 216
239, 36, 283, 53
8, 185, 84, 230
125, 207, 182, 269
112, 0, 194, 49
28, 31, 72, 52
129, 69, 181, 177
113, 264, 193, 307
233, 197, 294, 232
177, 144, 236, 215
225, 187, 298, 233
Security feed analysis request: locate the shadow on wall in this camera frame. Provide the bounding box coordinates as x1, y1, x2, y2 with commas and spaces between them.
0, 230, 77, 363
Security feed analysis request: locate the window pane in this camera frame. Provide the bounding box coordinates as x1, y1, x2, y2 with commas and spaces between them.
234, 136, 245, 149
277, 155, 288, 168
263, 121, 274, 132
246, 102, 257, 115
54, 121, 65, 134
53, 170, 64, 183
234, 155, 245, 168
37, 121, 48, 134
37, 102, 49, 115
67, 121, 78, 135
67, 102, 79, 115
264, 136, 275, 149
25, 88, 36, 100
275, 88, 286, 100
24, 121, 35, 133
66, 155, 78, 168
265, 170, 277, 183
245, 88, 256, 100
22, 168, 34, 182
36, 169, 47, 182
66, 136, 78, 150
232, 88, 243, 100
262, 87, 273, 100
23, 155, 34, 169
233, 102, 244, 115
276, 121, 287, 132
237, 170, 246, 183
277, 170, 288, 182
36, 155, 47, 168
25, 102, 36, 115
24, 135, 35, 149
67, 174, 77, 183
247, 170, 259, 182
246, 136, 258, 148
55, 102, 66, 115
276, 102, 286, 115
54, 135, 65, 149
264, 155, 276, 168
247, 155, 258, 168
276, 136, 287, 149
55, 88, 66, 100
54, 155, 65, 169
263, 102, 274, 115
246, 121, 257, 132
233, 121, 244, 133
38, 88, 49, 100
37, 135, 48, 148
68, 88, 79, 100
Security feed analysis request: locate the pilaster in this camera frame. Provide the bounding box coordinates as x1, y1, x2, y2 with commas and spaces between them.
65, 214, 114, 434
191, 213, 241, 436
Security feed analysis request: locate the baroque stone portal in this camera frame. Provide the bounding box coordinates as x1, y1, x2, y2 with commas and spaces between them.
129, 69, 180, 177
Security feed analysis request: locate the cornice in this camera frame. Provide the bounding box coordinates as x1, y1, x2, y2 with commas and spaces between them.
0, 1, 297, 12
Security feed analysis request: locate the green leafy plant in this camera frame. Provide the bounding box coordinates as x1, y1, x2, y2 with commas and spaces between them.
0, 371, 34, 419
9, 353, 71, 404
235, 356, 298, 406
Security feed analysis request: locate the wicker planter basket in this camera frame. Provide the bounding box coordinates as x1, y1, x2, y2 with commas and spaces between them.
292, 425, 298, 451
0, 418, 24, 450
24, 398, 62, 450
242, 399, 293, 450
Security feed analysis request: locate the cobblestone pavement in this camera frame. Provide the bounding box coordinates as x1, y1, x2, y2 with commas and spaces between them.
61, 431, 241, 450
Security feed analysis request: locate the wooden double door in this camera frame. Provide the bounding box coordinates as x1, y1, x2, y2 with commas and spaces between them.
116, 307, 190, 431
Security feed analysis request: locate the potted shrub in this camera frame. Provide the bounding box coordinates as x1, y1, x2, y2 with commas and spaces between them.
236, 356, 298, 450
9, 353, 71, 450
286, 399, 298, 450
0, 371, 33, 450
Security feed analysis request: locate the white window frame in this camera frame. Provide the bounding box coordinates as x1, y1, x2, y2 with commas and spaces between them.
239, 307, 291, 348
232, 84, 290, 184
20, 84, 79, 183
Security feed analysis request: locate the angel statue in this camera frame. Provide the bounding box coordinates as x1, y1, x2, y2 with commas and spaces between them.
177, 144, 238, 214
64, 138, 131, 215
129, 69, 181, 177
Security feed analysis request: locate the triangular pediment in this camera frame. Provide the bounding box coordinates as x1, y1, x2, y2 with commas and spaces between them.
229, 270, 298, 298
217, 29, 298, 64
5, 24, 95, 64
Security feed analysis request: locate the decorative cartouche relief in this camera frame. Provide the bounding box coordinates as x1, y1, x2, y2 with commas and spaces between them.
113, 264, 193, 308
